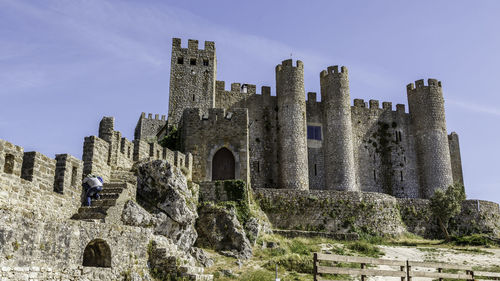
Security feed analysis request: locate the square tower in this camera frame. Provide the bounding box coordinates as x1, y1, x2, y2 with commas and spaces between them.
168, 38, 217, 126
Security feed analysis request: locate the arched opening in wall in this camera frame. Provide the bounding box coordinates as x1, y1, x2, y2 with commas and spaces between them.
212, 147, 235, 181
3, 154, 14, 174
82, 239, 111, 268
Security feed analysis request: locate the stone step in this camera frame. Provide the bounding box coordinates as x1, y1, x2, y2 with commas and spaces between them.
72, 211, 106, 220
78, 206, 108, 214
181, 273, 213, 281
90, 199, 117, 207
99, 193, 120, 199
104, 182, 127, 189
100, 188, 123, 194
179, 266, 205, 275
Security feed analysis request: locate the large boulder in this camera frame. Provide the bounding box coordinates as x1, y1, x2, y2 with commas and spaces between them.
195, 202, 253, 259
129, 160, 199, 250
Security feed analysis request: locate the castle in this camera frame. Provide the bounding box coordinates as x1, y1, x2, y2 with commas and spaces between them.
135, 38, 463, 199
1, 37, 498, 280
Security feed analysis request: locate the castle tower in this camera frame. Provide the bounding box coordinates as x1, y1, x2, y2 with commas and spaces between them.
407, 79, 454, 198
320, 66, 357, 191
275, 59, 309, 190
168, 38, 217, 126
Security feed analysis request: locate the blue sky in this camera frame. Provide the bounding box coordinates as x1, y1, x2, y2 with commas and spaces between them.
0, 0, 499, 201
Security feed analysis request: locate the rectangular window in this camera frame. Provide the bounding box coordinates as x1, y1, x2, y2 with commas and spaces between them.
177, 57, 184, 64
307, 126, 322, 140
203, 59, 209, 66
190, 58, 196, 65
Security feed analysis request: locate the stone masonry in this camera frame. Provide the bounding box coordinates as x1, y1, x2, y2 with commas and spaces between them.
165, 38, 463, 199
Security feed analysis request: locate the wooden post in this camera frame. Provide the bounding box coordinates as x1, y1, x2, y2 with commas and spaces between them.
400, 265, 406, 281
361, 263, 366, 281
313, 253, 318, 281
466, 270, 474, 281
406, 260, 411, 281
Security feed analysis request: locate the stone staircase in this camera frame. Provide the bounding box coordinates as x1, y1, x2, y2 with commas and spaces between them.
71, 182, 126, 221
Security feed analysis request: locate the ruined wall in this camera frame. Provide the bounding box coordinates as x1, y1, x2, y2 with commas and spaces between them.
182, 108, 249, 183
168, 38, 216, 126
134, 112, 167, 141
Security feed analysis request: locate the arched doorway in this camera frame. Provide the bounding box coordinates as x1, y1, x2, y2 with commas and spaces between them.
82, 239, 111, 268
212, 147, 235, 180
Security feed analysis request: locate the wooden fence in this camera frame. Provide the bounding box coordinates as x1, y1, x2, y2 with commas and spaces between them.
313, 253, 500, 281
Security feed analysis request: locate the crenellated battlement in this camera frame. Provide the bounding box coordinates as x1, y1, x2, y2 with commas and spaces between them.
276, 59, 303, 72
215, 80, 259, 95
1, 139, 83, 197
407, 79, 442, 91
140, 112, 166, 121
351, 98, 407, 114
320, 65, 348, 78
172, 38, 215, 52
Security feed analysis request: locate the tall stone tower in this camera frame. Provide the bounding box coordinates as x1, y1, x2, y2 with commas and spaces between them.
168, 38, 217, 126
275, 59, 309, 190
320, 66, 357, 191
407, 79, 453, 198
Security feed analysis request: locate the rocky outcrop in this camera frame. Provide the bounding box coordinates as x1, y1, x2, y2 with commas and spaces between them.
195, 202, 253, 260
129, 160, 199, 250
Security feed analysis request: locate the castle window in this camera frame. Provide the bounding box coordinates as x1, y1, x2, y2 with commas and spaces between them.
314, 164, 317, 176
203, 59, 209, 66
307, 126, 322, 140
373, 170, 376, 181
193, 94, 195, 101
256, 161, 260, 173
398, 131, 402, 141
400, 171, 404, 181
3, 154, 14, 174
190, 58, 196, 65
177, 57, 184, 64
71, 166, 78, 187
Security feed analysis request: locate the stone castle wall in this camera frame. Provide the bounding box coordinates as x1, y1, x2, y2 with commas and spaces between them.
0, 208, 153, 280
168, 38, 463, 199
0, 139, 82, 221
255, 188, 500, 238
135, 112, 167, 141
181, 108, 249, 183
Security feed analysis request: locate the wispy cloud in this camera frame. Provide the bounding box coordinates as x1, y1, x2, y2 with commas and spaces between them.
0, 0, 396, 95
448, 98, 500, 117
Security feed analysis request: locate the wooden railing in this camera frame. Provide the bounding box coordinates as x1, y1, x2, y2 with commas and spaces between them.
313, 253, 500, 281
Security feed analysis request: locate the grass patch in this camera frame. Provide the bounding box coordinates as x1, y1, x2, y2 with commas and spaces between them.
346, 241, 382, 258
